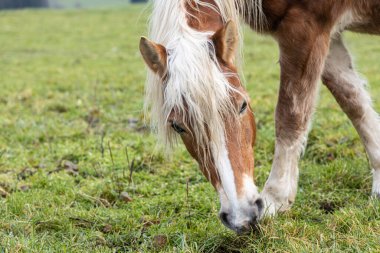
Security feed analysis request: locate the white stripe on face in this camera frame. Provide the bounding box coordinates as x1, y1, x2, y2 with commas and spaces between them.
213, 135, 261, 230
212, 135, 238, 212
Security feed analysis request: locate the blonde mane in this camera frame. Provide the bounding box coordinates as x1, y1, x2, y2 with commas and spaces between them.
145, 0, 264, 158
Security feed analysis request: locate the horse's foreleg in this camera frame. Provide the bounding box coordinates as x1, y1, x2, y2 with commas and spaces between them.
322, 35, 380, 198
261, 29, 331, 216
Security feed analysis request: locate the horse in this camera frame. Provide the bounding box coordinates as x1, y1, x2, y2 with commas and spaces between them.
139, 0, 380, 234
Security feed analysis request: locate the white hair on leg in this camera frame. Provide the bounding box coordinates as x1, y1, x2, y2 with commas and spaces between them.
323, 34, 380, 198
357, 110, 380, 197
372, 170, 380, 197
356, 109, 380, 197
261, 138, 303, 216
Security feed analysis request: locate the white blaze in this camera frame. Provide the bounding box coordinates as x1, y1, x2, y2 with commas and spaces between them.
212, 135, 238, 211
213, 135, 260, 226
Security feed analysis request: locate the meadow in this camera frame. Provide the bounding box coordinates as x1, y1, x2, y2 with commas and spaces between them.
0, 4, 380, 252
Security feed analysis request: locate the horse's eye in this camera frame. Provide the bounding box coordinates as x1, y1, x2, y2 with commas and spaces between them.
171, 122, 186, 134
240, 101, 248, 114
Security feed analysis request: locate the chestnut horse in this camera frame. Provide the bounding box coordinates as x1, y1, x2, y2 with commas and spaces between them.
139, 0, 380, 233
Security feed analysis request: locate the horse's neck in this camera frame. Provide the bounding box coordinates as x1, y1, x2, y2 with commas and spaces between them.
186, 0, 224, 32
351, 0, 380, 35
242, 0, 297, 33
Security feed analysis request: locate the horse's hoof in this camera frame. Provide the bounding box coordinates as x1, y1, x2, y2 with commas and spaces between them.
372, 170, 380, 199
372, 191, 380, 199
260, 191, 294, 218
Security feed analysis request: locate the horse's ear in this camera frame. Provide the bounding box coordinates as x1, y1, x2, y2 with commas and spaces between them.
139, 37, 167, 76
212, 20, 238, 64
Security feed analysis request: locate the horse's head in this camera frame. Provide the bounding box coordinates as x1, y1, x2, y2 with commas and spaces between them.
139, 21, 262, 234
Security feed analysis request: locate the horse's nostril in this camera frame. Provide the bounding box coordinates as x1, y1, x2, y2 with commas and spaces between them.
249, 198, 264, 225
254, 198, 264, 212
219, 212, 229, 226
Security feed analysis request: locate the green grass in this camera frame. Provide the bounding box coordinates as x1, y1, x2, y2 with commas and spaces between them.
1, 5, 380, 252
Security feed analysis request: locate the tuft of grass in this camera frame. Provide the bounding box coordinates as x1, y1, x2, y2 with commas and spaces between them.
0, 5, 380, 252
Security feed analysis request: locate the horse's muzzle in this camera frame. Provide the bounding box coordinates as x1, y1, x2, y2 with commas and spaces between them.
219, 197, 264, 234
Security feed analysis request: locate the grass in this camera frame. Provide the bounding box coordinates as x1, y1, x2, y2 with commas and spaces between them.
0, 5, 380, 252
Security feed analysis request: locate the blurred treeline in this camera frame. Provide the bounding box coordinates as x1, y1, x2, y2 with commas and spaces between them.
0, 0, 49, 9
0, 0, 140, 10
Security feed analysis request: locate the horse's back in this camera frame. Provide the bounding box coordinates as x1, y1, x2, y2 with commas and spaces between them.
348, 0, 380, 35
256, 0, 380, 35
258, 0, 348, 32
